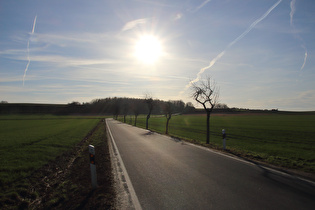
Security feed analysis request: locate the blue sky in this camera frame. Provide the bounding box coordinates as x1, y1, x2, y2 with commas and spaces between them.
0, 0, 314, 111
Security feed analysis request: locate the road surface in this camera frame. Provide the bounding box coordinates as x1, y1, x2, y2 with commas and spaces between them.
106, 119, 315, 210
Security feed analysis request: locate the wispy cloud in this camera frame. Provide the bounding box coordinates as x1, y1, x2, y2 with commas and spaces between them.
181, 0, 282, 94
23, 54, 116, 67
192, 0, 212, 13
122, 18, 148, 31
174, 13, 183, 21
290, 0, 296, 26
290, 0, 308, 71
135, 0, 177, 8
23, 15, 37, 86
34, 32, 113, 48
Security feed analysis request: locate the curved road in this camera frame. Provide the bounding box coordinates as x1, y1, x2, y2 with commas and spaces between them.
106, 119, 315, 210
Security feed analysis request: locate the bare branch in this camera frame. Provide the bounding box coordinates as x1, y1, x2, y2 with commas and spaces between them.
189, 75, 219, 144
190, 76, 219, 111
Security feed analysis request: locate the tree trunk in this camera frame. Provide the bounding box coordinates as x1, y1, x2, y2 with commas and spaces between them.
206, 110, 210, 144
146, 114, 150, 129
166, 117, 170, 134
134, 115, 138, 126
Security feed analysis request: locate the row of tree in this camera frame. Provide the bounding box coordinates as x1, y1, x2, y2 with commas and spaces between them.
1, 76, 222, 144
112, 77, 221, 143
0, 97, 196, 116
89, 96, 196, 129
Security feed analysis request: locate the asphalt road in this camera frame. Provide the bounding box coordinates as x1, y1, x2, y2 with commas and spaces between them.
106, 119, 315, 210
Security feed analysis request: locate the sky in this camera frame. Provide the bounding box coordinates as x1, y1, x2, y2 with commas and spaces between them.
0, 0, 314, 111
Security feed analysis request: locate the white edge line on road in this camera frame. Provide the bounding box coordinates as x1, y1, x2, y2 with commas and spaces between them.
142, 129, 315, 186
106, 119, 142, 210
184, 141, 315, 186
108, 119, 315, 188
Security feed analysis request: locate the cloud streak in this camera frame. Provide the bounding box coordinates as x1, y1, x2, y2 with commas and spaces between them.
290, 0, 308, 71
182, 0, 282, 93
26, 54, 116, 67
23, 15, 37, 86
122, 18, 148, 31
290, 0, 296, 26
192, 0, 212, 13
31, 15, 37, 34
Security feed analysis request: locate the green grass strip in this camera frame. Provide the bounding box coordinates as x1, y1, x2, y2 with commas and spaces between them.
0, 117, 99, 190
120, 114, 315, 173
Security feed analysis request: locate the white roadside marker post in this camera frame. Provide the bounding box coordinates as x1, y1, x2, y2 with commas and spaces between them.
222, 129, 226, 150
89, 145, 97, 189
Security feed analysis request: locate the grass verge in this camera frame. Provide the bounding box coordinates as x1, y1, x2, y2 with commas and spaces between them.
0, 116, 114, 209
119, 113, 315, 175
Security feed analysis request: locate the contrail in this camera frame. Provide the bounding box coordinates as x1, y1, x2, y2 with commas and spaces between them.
189, 51, 225, 84
228, 0, 282, 48
290, 0, 296, 26
23, 15, 37, 86
290, 0, 308, 71
192, 0, 212, 13
182, 0, 282, 92
32, 15, 37, 33
300, 46, 308, 70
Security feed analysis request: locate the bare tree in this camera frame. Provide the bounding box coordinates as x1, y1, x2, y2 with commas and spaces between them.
163, 101, 173, 134
112, 98, 120, 120
131, 99, 141, 126
190, 76, 219, 144
144, 93, 154, 130
122, 101, 129, 123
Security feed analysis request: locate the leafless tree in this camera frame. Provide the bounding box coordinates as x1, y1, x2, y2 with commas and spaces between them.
112, 98, 120, 120
131, 99, 141, 126
144, 93, 154, 130
122, 101, 129, 123
163, 101, 173, 134
190, 76, 219, 144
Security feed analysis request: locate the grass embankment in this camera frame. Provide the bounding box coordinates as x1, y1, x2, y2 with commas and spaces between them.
122, 113, 315, 173
0, 115, 106, 208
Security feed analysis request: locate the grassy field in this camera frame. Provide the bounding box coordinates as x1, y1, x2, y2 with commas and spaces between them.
0, 115, 100, 201
122, 113, 315, 173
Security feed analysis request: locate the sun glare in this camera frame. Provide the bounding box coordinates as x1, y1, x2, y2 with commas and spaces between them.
134, 35, 162, 64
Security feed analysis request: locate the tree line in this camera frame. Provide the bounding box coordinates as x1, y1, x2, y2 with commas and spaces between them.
0, 75, 226, 144
0, 97, 196, 116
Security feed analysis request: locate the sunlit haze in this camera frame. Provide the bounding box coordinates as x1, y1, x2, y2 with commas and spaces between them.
0, 0, 314, 111
134, 35, 162, 64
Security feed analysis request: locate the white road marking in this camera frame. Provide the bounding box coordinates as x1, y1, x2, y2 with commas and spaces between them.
106, 119, 142, 210
182, 140, 315, 186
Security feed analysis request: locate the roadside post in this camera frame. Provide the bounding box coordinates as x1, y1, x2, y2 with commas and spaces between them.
89, 145, 97, 189
222, 129, 226, 150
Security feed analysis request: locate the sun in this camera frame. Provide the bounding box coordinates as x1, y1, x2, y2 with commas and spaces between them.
134, 35, 162, 64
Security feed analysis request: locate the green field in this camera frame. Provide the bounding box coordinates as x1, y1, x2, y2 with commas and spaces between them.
122, 113, 315, 173
0, 115, 100, 198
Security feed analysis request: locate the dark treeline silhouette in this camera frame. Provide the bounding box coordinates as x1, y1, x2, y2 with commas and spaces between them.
0, 103, 67, 115
0, 97, 196, 116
